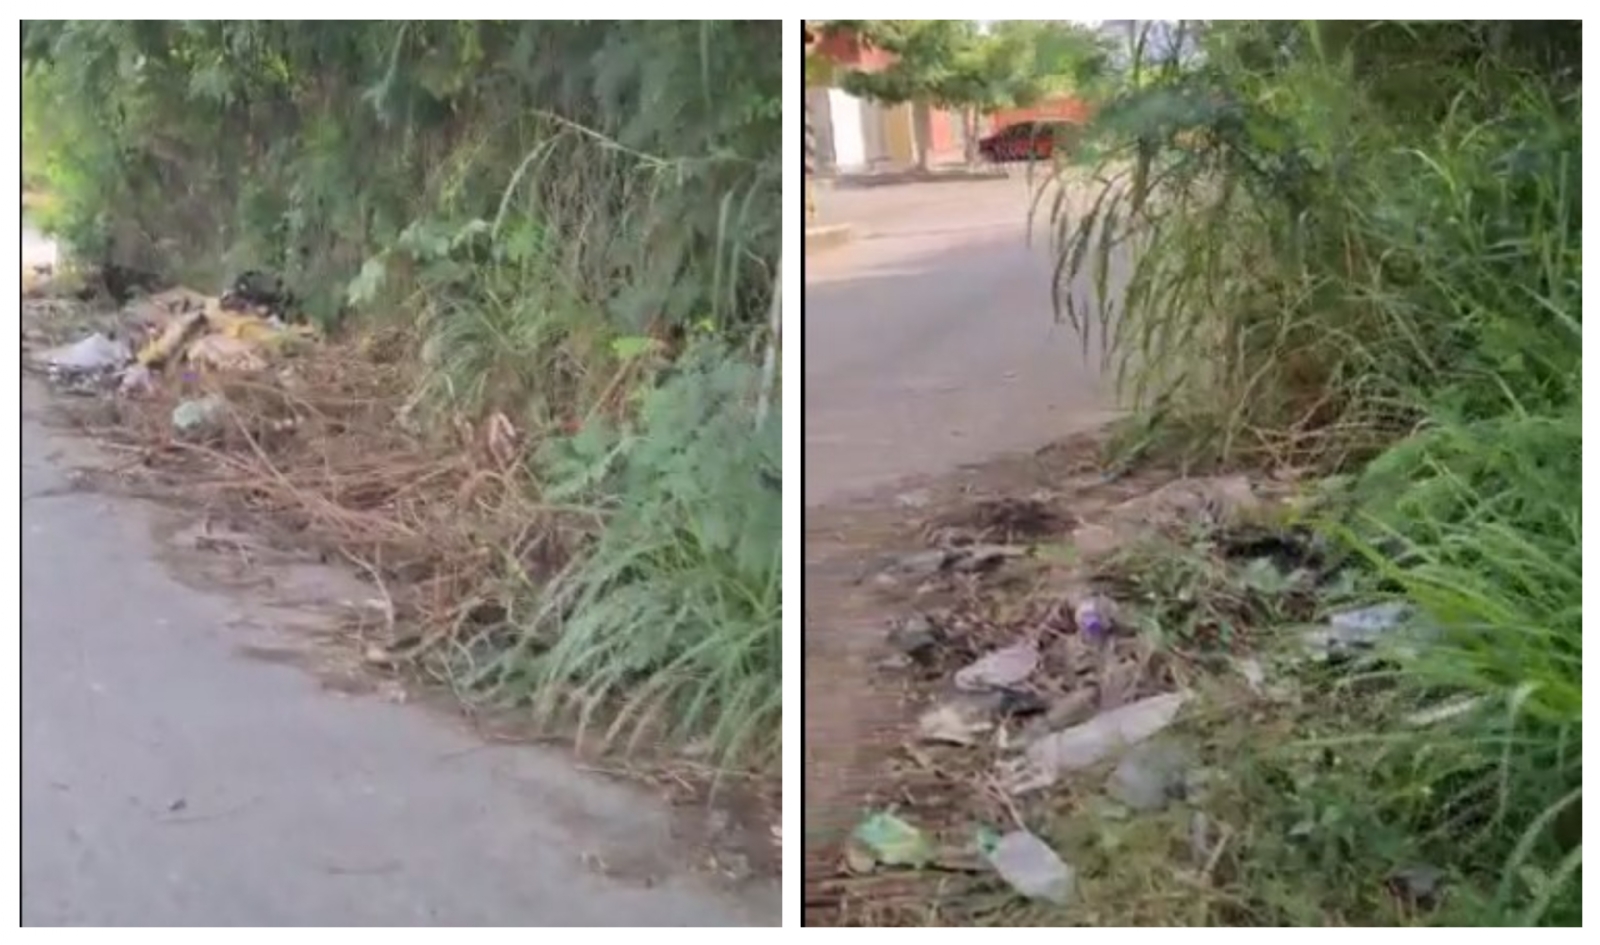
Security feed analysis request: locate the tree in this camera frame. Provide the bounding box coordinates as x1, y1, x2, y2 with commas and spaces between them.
834, 20, 1108, 168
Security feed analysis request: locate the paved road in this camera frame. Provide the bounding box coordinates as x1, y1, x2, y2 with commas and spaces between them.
20, 284, 776, 924
804, 176, 1118, 505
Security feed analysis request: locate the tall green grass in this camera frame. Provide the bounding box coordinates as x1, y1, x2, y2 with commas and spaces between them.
1046, 21, 1580, 924
468, 345, 782, 769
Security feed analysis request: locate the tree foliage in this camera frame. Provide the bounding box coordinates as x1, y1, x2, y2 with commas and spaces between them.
22, 21, 780, 336
834, 20, 1108, 114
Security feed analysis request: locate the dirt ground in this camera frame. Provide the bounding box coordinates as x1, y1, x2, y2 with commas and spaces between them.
800, 169, 1216, 924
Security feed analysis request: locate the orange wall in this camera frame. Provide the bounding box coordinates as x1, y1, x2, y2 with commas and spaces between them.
928, 109, 961, 154
991, 96, 1093, 130
813, 31, 896, 72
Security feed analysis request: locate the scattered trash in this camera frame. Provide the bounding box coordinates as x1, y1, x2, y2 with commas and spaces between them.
1303, 601, 1433, 660
137, 310, 207, 367
886, 614, 943, 662
1331, 601, 1413, 637
955, 640, 1039, 691
130, 289, 315, 374
1387, 863, 1446, 910
981, 828, 1075, 905
1022, 686, 1100, 743
1073, 594, 1118, 642
850, 811, 934, 870
220, 269, 298, 317
1005, 691, 1189, 793
918, 692, 1003, 746
187, 333, 269, 372
1106, 739, 1195, 811
119, 363, 155, 395
874, 544, 1028, 585
171, 395, 228, 437
917, 687, 1047, 746
37, 333, 130, 373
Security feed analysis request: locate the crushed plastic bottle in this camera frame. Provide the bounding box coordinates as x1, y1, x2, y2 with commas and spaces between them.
981, 829, 1075, 904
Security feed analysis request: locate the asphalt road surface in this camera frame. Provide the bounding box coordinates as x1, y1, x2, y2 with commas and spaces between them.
804, 175, 1118, 505
20, 225, 776, 926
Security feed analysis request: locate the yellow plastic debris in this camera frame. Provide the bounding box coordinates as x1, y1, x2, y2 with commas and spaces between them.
137, 310, 208, 367
186, 334, 269, 373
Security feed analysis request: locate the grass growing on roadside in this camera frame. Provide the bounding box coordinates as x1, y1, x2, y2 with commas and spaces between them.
24, 23, 784, 776
1030, 21, 1581, 926
468, 346, 781, 769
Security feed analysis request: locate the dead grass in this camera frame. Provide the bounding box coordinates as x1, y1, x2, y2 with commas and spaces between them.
800, 432, 1372, 927
53, 333, 566, 665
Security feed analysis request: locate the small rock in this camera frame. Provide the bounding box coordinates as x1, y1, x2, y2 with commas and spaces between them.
1107, 739, 1194, 811
955, 640, 1039, 691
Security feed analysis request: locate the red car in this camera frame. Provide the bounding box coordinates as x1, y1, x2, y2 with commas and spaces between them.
978, 120, 1075, 163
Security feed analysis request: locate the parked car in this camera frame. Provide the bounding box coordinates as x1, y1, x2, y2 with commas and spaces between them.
978, 120, 1076, 163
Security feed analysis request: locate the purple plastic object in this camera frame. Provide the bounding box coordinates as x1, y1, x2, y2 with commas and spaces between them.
1074, 596, 1114, 642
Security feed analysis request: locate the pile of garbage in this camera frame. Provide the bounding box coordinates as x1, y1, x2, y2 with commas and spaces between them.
28, 271, 316, 401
